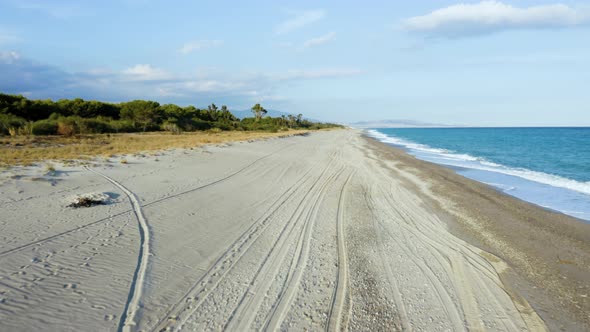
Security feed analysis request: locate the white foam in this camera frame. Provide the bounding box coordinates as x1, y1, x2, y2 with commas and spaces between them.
367, 129, 590, 196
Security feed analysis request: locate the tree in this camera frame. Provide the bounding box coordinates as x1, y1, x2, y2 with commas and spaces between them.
251, 103, 267, 121
287, 114, 296, 128
120, 100, 162, 132
219, 105, 237, 122
207, 103, 218, 112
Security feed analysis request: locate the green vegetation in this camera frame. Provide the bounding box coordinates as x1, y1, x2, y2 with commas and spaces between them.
0, 93, 341, 136
251, 103, 267, 120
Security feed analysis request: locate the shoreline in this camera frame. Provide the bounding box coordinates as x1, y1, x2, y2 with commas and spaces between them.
366, 128, 590, 223
363, 133, 590, 331
387, 142, 590, 224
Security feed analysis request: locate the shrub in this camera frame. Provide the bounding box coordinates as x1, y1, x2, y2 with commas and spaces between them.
208, 127, 222, 134
79, 118, 112, 134
45, 164, 56, 174
0, 114, 27, 136
190, 118, 212, 131
109, 120, 137, 133
161, 121, 182, 134
16, 122, 33, 136
32, 120, 58, 135
212, 122, 234, 131
57, 118, 79, 136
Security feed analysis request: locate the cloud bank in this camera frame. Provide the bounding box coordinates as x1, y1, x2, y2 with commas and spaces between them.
403, 1, 590, 38
0, 51, 364, 107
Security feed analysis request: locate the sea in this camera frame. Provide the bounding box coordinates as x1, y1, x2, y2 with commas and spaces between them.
367, 127, 590, 222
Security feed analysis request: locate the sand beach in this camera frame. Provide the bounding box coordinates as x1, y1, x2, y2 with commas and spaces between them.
1, 129, 588, 331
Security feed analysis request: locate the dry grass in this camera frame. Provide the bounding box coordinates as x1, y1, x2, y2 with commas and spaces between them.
0, 130, 311, 166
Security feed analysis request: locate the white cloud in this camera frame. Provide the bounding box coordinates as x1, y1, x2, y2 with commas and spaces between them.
0, 51, 21, 63
179, 39, 223, 55
403, 1, 590, 38
180, 80, 246, 93
122, 64, 174, 81
1, 51, 365, 110
275, 10, 325, 35
303, 32, 336, 48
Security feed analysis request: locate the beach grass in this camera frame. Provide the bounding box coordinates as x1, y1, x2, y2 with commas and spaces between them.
0, 130, 311, 166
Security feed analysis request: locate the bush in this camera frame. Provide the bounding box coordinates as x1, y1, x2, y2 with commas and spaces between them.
57, 117, 79, 136
32, 120, 58, 135
0, 114, 27, 136
161, 121, 181, 134
208, 127, 222, 134
109, 120, 137, 133
212, 122, 234, 131
190, 119, 212, 131
79, 118, 112, 134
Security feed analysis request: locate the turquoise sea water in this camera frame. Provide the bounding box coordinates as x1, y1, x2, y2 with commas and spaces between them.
368, 128, 590, 221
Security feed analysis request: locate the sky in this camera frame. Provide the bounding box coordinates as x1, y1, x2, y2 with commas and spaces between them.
1, 0, 589, 126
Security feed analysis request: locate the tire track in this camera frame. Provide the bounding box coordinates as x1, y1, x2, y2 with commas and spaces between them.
84, 166, 150, 332
0, 143, 297, 259
222, 161, 341, 331
142, 142, 298, 208
378, 186, 516, 327
365, 184, 465, 330
362, 185, 411, 331
150, 161, 320, 332
326, 171, 354, 332
0, 210, 133, 258
367, 180, 532, 331
264, 167, 346, 331
380, 186, 502, 286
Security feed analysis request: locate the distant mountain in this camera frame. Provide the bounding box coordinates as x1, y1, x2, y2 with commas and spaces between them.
230, 109, 293, 120
349, 119, 454, 128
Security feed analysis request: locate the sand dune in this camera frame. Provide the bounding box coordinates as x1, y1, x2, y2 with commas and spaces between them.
1, 130, 586, 331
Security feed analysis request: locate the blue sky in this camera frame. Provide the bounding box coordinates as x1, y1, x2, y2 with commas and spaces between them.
1, 0, 589, 125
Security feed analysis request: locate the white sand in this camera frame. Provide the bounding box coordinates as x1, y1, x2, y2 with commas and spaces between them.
0, 130, 546, 331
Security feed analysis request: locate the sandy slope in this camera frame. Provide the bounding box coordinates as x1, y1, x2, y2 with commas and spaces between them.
0, 129, 570, 331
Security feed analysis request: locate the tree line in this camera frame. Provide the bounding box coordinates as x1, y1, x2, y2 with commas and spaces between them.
0, 93, 340, 136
